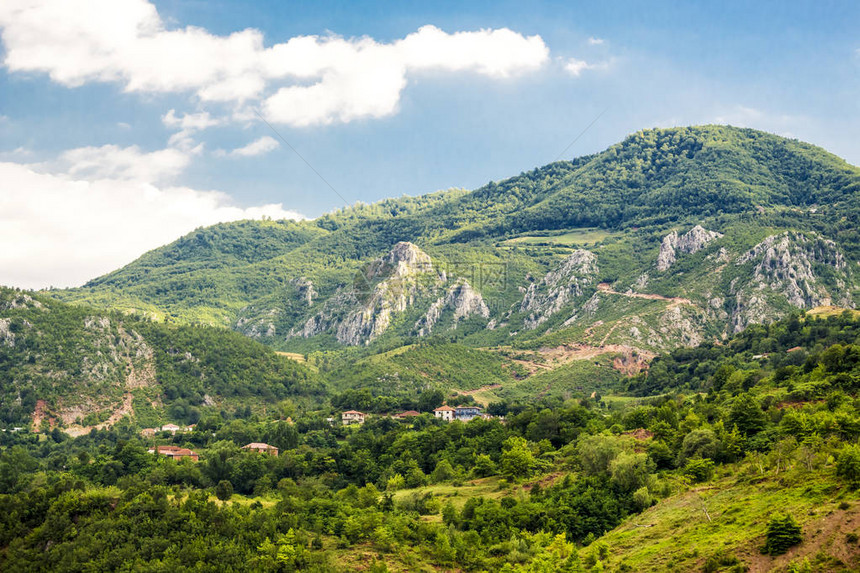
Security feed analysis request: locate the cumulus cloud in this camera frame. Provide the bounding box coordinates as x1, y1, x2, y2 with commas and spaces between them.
219, 136, 280, 158
587, 37, 604, 45
162, 109, 223, 151
50, 144, 191, 183
0, 145, 303, 289
0, 0, 549, 126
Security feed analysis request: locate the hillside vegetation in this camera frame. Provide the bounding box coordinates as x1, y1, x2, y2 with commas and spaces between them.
3, 313, 860, 571
49, 126, 860, 363
0, 288, 325, 430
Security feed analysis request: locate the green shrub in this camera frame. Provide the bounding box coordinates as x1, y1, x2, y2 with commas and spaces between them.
215, 480, 233, 501
702, 549, 744, 573
764, 513, 802, 555
836, 445, 860, 486
684, 458, 715, 483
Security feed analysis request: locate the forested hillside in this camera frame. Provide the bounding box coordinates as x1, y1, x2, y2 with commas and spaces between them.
0, 288, 324, 431
4, 312, 860, 571
50, 126, 860, 360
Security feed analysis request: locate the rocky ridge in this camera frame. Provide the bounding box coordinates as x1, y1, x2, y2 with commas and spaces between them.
730, 232, 854, 332
657, 225, 723, 271
520, 250, 599, 329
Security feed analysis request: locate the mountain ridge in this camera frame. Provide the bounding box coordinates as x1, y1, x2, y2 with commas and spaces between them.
47, 125, 860, 361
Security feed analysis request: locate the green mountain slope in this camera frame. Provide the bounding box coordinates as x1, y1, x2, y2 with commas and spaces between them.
0, 288, 325, 431
50, 126, 860, 368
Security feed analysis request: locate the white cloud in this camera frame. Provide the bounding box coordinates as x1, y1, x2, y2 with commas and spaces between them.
563, 57, 609, 76
0, 146, 304, 289
220, 136, 280, 157
587, 37, 604, 45
0, 1, 549, 126
51, 144, 190, 183
162, 109, 222, 131
162, 109, 223, 151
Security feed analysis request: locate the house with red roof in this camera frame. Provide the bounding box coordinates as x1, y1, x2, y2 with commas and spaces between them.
433, 405, 455, 421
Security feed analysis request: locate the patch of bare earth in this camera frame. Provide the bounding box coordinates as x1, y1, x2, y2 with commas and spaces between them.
734, 504, 860, 572
597, 282, 692, 307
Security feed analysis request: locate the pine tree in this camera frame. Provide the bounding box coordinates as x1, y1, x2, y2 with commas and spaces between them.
764, 513, 802, 555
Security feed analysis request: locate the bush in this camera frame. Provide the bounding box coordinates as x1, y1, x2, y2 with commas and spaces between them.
683, 458, 715, 483
215, 479, 233, 501
702, 549, 743, 573
836, 445, 860, 486
764, 513, 802, 555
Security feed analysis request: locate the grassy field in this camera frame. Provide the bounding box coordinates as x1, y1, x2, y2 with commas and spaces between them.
501, 228, 620, 247
594, 462, 860, 572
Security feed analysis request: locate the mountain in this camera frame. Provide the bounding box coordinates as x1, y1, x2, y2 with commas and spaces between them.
0, 287, 325, 432
50, 125, 860, 363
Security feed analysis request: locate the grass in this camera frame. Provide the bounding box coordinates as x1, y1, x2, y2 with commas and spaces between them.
498, 354, 626, 402
592, 462, 860, 572
391, 476, 508, 511
501, 228, 620, 247
807, 306, 860, 319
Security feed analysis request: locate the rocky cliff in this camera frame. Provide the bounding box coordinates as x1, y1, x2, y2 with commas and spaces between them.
520, 250, 599, 329
657, 225, 723, 271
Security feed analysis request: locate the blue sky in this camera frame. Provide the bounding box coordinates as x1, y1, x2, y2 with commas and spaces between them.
0, 0, 858, 288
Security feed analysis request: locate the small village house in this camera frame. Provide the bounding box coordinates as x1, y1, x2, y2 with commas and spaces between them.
148, 445, 199, 462
433, 405, 455, 421
454, 405, 482, 422
342, 410, 366, 425
393, 410, 421, 419
242, 442, 279, 456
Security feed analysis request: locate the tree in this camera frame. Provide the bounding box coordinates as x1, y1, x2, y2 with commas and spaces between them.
678, 429, 722, 464
728, 393, 767, 436
500, 436, 538, 481
610, 452, 654, 493
418, 389, 445, 413
577, 434, 622, 477
683, 458, 715, 483
215, 479, 233, 501
764, 513, 802, 555
472, 454, 497, 478
431, 459, 456, 483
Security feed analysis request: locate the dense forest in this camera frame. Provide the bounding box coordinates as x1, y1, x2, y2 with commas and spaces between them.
4, 312, 860, 570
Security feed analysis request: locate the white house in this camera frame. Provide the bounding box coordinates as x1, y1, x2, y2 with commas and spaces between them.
433, 405, 455, 421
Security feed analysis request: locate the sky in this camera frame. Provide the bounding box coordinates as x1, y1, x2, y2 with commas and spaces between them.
0, 0, 858, 289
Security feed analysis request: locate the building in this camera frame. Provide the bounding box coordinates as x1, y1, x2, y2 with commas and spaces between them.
160, 424, 182, 434
243, 442, 279, 456
342, 410, 366, 425
433, 405, 455, 421
393, 410, 421, 419
140, 428, 156, 438
455, 406, 483, 422
148, 445, 198, 462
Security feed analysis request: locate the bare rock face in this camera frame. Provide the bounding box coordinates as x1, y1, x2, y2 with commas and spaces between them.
291, 242, 443, 346
657, 225, 723, 271
290, 277, 317, 307
0, 318, 15, 347
520, 250, 598, 329
416, 280, 490, 336
731, 232, 853, 332
0, 293, 42, 311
